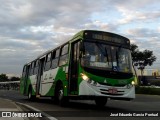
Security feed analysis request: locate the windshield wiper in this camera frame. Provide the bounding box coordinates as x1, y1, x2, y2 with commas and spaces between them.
116, 50, 119, 67
105, 47, 109, 66
115, 45, 122, 68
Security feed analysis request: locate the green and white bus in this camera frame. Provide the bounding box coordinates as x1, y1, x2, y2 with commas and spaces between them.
20, 30, 135, 106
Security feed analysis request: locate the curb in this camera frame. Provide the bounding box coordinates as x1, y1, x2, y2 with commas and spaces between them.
16, 102, 57, 120
12, 101, 30, 120
0, 98, 28, 120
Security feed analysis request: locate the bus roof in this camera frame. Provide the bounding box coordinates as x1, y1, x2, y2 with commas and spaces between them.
71, 30, 129, 41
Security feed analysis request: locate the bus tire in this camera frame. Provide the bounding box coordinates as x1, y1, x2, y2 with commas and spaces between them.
95, 97, 107, 107
28, 87, 35, 101
55, 83, 68, 106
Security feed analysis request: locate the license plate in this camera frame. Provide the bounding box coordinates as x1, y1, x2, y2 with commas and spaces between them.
108, 88, 117, 94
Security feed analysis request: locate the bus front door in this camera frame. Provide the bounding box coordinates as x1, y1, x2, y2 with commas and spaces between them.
36, 58, 45, 96
69, 41, 80, 95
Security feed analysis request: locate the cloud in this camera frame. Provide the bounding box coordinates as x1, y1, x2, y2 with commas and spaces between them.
118, 10, 160, 24
127, 28, 160, 38
127, 28, 160, 64
0, 0, 159, 75
83, 21, 118, 32
112, 0, 160, 24
111, 0, 160, 10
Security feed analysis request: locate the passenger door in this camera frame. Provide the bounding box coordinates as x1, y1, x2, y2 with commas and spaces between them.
69, 41, 80, 94
36, 57, 45, 96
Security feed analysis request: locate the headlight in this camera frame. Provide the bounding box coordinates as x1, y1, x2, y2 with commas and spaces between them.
131, 81, 135, 85
127, 81, 135, 89
81, 73, 89, 81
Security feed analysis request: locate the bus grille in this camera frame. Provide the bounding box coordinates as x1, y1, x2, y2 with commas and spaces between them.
100, 89, 124, 96
100, 92, 124, 95
98, 82, 126, 87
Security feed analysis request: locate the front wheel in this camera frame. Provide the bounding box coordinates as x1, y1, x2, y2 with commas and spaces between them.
95, 97, 107, 107
55, 83, 68, 106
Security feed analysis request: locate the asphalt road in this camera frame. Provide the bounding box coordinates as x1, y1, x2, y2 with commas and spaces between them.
0, 90, 160, 120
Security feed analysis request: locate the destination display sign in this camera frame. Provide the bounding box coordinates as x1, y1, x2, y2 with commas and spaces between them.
84, 31, 130, 45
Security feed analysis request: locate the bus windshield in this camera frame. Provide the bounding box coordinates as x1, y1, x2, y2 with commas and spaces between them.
81, 41, 132, 73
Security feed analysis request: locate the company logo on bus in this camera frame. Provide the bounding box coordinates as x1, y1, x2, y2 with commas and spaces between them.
104, 79, 107, 83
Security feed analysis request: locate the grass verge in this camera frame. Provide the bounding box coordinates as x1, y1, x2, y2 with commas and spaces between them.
135, 86, 160, 95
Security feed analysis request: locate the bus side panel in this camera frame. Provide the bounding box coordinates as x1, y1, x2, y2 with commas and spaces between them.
29, 75, 37, 95
40, 65, 68, 97
25, 77, 31, 96
40, 67, 59, 96
20, 77, 25, 95
20, 77, 33, 96
20, 76, 35, 96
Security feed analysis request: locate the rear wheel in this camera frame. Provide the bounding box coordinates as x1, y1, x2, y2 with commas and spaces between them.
95, 97, 107, 107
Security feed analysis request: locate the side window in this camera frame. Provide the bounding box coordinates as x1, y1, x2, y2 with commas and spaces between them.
51, 49, 59, 69
59, 44, 69, 66
22, 65, 27, 77
61, 44, 68, 55
46, 53, 51, 62
44, 53, 52, 71
55, 49, 60, 58
27, 64, 31, 76
34, 60, 39, 75
30, 62, 34, 75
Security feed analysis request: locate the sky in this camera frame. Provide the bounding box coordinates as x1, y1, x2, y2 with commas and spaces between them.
0, 0, 160, 76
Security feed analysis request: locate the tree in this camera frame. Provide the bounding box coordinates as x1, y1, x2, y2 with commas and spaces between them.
0, 73, 9, 82
131, 44, 157, 77
130, 44, 139, 62
10, 76, 20, 81
130, 44, 139, 83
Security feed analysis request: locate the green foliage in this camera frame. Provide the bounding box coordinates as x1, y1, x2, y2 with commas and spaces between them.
10, 76, 20, 81
148, 80, 160, 86
130, 44, 139, 62
0, 74, 20, 82
0, 73, 9, 82
135, 86, 160, 95
131, 44, 156, 76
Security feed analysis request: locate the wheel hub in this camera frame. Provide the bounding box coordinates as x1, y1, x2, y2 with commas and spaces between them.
58, 89, 63, 100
